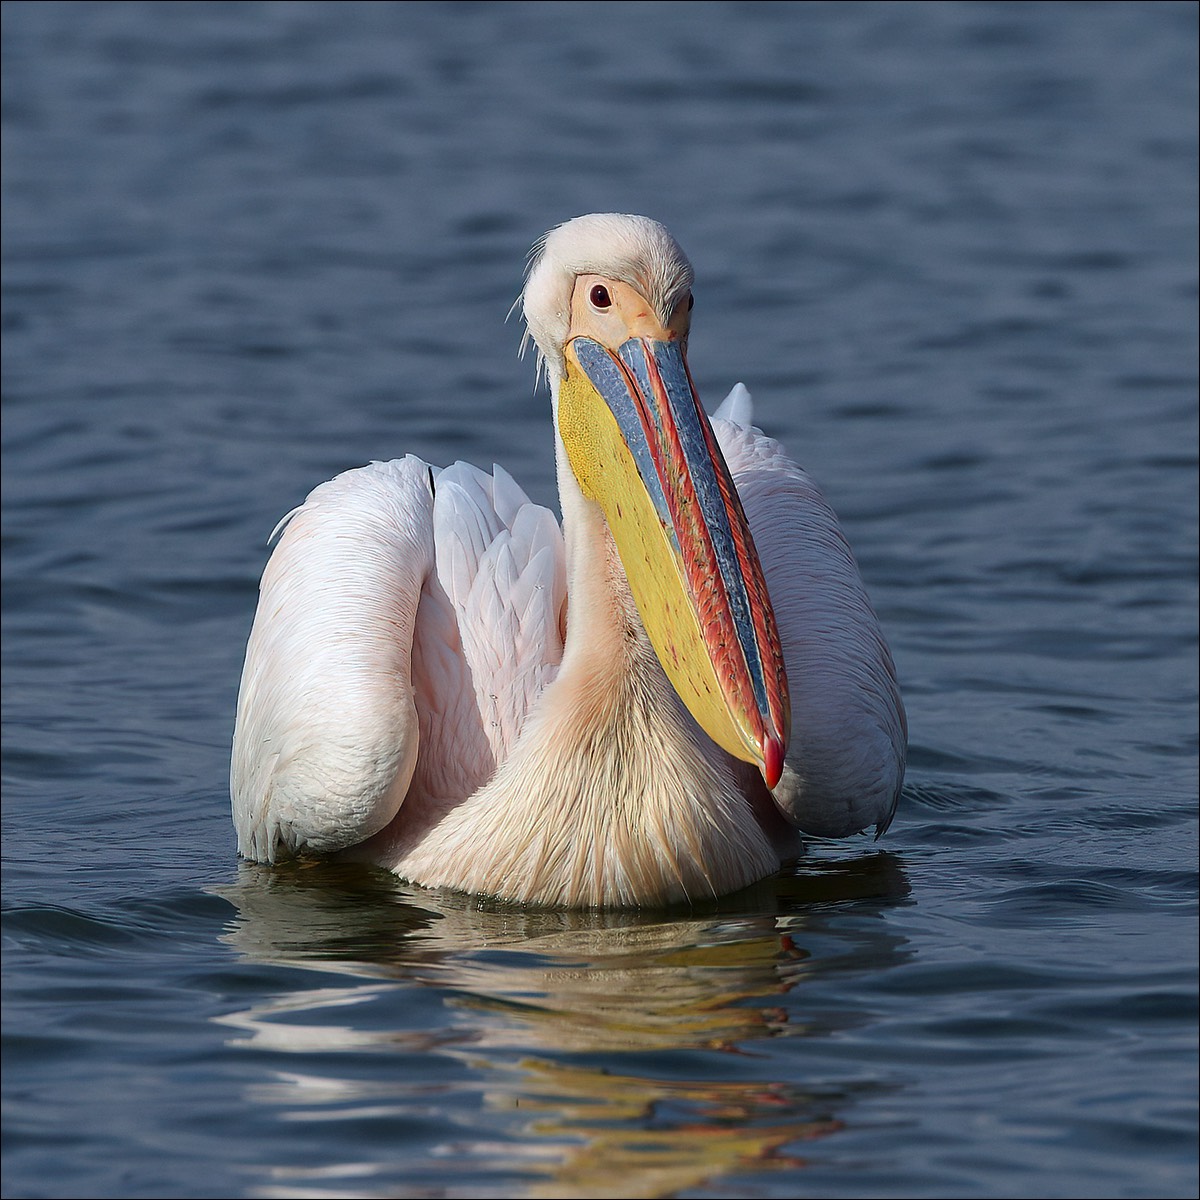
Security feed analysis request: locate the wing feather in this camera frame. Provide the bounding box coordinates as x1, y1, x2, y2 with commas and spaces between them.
231, 456, 436, 862
713, 381, 754, 427
490, 462, 528, 527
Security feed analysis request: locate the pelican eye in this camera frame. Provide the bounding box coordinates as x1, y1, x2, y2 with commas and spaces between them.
687, 293, 694, 311
589, 284, 612, 310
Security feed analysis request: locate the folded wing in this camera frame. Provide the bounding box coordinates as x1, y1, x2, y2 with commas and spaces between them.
231, 455, 565, 863
712, 387, 907, 837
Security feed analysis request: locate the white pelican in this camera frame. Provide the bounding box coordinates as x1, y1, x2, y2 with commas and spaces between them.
232, 213, 906, 908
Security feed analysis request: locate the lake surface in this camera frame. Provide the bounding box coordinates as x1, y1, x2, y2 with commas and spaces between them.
2, 3, 1197, 1197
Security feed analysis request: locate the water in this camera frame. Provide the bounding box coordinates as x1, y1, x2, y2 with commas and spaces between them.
2, 2, 1196, 1196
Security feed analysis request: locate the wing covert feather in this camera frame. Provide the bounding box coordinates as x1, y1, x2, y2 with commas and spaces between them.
431, 462, 566, 765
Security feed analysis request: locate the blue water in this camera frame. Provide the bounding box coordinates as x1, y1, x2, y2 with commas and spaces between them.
3, 2, 1197, 1197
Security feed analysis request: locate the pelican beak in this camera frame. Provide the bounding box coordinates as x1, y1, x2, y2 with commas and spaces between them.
558, 332, 790, 787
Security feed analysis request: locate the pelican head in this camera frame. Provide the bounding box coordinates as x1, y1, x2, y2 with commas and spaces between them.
522, 214, 790, 788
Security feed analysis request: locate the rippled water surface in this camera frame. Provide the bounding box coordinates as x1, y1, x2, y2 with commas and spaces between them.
3, 3, 1197, 1197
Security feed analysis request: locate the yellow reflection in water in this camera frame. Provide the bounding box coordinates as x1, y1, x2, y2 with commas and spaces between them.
476, 1055, 843, 1200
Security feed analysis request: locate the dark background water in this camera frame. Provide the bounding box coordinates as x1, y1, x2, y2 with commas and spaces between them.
2, 3, 1197, 1197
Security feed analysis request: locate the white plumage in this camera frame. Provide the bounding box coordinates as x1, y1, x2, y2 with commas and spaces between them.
232, 214, 905, 907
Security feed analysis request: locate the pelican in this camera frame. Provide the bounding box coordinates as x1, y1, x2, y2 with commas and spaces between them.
231, 213, 906, 908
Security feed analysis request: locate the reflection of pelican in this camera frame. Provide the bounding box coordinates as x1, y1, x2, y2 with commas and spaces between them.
231, 214, 906, 906
214, 854, 911, 1055
213, 856, 911, 1198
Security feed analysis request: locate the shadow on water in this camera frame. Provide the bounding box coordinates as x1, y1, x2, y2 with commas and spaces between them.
211, 854, 911, 1198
